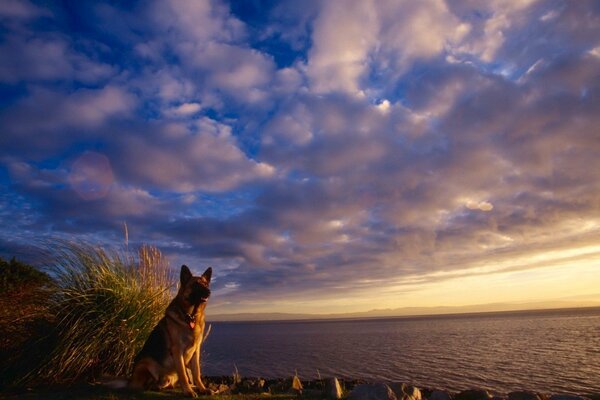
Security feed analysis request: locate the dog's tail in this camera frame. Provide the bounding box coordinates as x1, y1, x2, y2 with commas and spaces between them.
99, 376, 129, 389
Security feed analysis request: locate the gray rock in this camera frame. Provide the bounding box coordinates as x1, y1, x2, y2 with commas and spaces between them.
429, 390, 453, 400
508, 391, 546, 400
209, 383, 230, 394
405, 386, 423, 400
455, 389, 493, 400
324, 377, 344, 399
349, 383, 398, 400
291, 375, 303, 394
325, 377, 343, 399
389, 383, 423, 400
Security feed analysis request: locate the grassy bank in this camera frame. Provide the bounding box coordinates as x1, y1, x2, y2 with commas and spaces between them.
0, 243, 175, 387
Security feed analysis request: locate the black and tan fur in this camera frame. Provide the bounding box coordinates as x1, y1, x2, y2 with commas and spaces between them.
115, 265, 213, 397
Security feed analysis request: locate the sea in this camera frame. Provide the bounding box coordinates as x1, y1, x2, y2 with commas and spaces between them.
202, 307, 600, 396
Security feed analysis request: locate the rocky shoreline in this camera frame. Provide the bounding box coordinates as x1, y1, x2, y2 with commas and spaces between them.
203, 376, 598, 400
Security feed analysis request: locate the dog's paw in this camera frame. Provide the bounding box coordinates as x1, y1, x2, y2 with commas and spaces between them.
197, 388, 215, 396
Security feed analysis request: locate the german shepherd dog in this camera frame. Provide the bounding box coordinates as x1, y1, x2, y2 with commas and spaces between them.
108, 265, 213, 397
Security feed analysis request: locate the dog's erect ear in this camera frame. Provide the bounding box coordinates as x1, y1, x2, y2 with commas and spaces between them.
180, 265, 193, 285
202, 267, 212, 284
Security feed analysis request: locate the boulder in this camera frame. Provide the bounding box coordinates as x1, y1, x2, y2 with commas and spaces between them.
207, 383, 230, 394
406, 386, 423, 400
430, 390, 453, 400
508, 391, 547, 400
291, 375, 303, 394
349, 383, 398, 400
390, 383, 423, 400
455, 389, 493, 400
324, 377, 344, 399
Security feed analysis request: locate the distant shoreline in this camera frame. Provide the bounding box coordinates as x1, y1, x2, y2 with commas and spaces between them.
207, 304, 600, 323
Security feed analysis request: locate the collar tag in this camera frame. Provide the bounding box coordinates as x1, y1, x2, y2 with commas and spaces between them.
186, 313, 196, 330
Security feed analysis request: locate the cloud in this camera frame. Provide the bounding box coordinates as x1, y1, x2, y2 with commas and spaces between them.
306, 0, 378, 94
110, 118, 275, 193
4, 157, 162, 231
166, 102, 202, 117
306, 0, 468, 95
1, 0, 599, 313
0, 0, 49, 20
0, 86, 136, 157
0, 30, 115, 84
143, 0, 277, 107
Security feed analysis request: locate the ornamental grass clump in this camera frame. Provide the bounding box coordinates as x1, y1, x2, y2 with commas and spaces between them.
29, 242, 175, 385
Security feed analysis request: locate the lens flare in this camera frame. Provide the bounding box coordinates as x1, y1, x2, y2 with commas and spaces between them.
69, 152, 114, 200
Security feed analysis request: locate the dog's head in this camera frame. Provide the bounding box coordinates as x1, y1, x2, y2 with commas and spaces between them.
179, 265, 212, 306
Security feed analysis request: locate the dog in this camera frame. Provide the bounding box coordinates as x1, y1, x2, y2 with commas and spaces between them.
108, 265, 213, 397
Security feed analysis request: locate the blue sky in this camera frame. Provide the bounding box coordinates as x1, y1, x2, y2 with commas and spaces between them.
1, 0, 599, 315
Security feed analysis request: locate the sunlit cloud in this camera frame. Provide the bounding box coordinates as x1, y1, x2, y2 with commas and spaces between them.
0, 0, 599, 315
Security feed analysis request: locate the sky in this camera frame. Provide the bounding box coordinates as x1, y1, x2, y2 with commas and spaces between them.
0, 0, 599, 316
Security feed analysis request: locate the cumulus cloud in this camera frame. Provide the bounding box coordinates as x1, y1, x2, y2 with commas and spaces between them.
166, 102, 202, 117
110, 118, 275, 193
1, 0, 599, 313
306, 0, 468, 95
0, 86, 136, 156
144, 0, 277, 108
306, 0, 378, 94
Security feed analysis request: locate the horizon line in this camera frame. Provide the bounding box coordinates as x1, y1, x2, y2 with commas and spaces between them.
206, 303, 600, 323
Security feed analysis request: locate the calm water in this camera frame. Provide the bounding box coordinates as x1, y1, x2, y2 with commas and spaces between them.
202, 308, 600, 395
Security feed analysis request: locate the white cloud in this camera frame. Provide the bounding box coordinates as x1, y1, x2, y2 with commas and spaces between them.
465, 200, 494, 212
376, 99, 391, 113
306, 0, 469, 95
307, 0, 378, 94
144, 1, 277, 106
1, 85, 136, 141
167, 102, 202, 117
0, 33, 115, 84
589, 45, 600, 59
453, 0, 540, 63
112, 119, 275, 192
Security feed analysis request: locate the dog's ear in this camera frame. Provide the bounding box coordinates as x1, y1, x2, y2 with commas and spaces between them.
201, 267, 212, 284
180, 265, 192, 285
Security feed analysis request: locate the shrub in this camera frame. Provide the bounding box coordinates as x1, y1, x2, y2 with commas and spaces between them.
23, 242, 176, 385
0, 257, 54, 388
0, 256, 51, 293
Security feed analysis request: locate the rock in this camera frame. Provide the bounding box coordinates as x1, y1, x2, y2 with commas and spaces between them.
430, 390, 453, 400
508, 391, 547, 400
549, 395, 589, 400
390, 383, 422, 400
324, 377, 344, 399
406, 386, 423, 400
230, 377, 268, 394
210, 383, 230, 394
291, 375, 303, 394
455, 389, 493, 400
349, 383, 398, 400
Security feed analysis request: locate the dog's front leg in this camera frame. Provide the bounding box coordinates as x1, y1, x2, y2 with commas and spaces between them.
191, 342, 212, 395
174, 348, 197, 397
